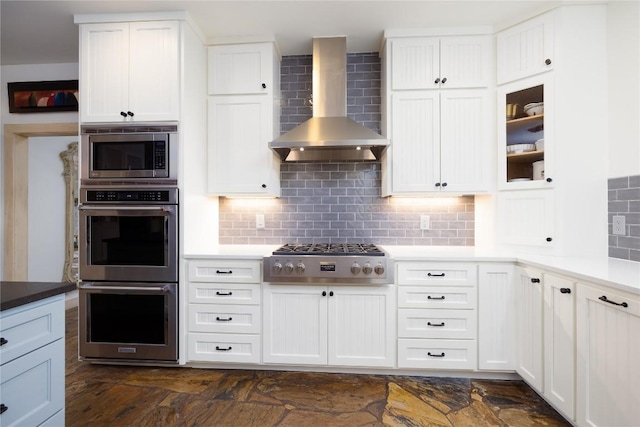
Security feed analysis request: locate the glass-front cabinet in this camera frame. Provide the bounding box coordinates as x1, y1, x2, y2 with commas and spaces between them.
498, 75, 554, 189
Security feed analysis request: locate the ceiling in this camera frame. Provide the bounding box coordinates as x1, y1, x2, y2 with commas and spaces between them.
1, 0, 562, 66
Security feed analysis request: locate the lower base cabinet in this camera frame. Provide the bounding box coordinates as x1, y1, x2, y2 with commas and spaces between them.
263, 284, 396, 367
576, 284, 640, 427
0, 295, 66, 427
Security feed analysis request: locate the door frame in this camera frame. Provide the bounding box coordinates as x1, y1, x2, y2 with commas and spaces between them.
3, 122, 78, 280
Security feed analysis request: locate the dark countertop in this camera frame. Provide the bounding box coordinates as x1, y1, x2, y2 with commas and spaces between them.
1, 281, 77, 311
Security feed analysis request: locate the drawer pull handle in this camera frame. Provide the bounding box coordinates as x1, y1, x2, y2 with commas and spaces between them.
427, 296, 446, 300
216, 270, 233, 274
215, 346, 232, 351
0, 338, 7, 346
216, 317, 233, 322
0, 404, 7, 415
428, 352, 446, 358
427, 322, 445, 327
599, 295, 628, 308
560, 288, 571, 294
216, 291, 233, 296
531, 278, 541, 283
428, 273, 445, 277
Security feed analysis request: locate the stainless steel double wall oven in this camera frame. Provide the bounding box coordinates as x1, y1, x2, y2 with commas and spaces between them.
78, 123, 179, 363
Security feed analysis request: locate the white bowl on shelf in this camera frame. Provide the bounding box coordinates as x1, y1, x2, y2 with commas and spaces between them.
506, 143, 536, 154
524, 102, 544, 116
535, 138, 544, 151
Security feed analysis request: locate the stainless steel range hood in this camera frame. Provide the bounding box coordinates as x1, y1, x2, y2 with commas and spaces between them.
270, 37, 388, 162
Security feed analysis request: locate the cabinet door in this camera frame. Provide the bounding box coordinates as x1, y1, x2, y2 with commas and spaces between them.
543, 273, 575, 420
0, 339, 65, 427
390, 91, 440, 192
263, 285, 327, 365
389, 38, 440, 90
440, 36, 490, 88
207, 95, 278, 195
497, 11, 554, 85
328, 286, 395, 367
79, 23, 130, 122
514, 266, 544, 392
128, 21, 180, 121
576, 285, 640, 427
478, 264, 515, 371
208, 43, 273, 95
498, 189, 555, 248
439, 90, 489, 192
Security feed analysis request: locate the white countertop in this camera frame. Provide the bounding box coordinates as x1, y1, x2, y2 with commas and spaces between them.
185, 245, 640, 295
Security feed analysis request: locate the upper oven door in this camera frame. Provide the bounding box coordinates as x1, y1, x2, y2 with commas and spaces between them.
81, 132, 174, 180
79, 204, 178, 282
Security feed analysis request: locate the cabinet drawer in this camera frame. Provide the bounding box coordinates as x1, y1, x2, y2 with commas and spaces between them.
189, 304, 260, 334
398, 286, 477, 309
188, 333, 260, 364
189, 260, 262, 283
398, 338, 477, 370
189, 282, 261, 305
0, 339, 65, 427
398, 309, 477, 339
0, 296, 64, 365
397, 262, 477, 286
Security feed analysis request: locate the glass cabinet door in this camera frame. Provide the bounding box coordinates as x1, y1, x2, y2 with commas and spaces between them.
498, 75, 554, 189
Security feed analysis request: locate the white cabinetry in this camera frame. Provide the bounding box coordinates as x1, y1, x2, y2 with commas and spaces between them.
207, 42, 280, 197
397, 262, 478, 370
514, 266, 544, 392
0, 295, 65, 427
478, 263, 515, 371
543, 273, 575, 420
497, 11, 554, 85
263, 284, 395, 367
576, 284, 640, 427
382, 34, 492, 196
496, 5, 608, 257
78, 20, 180, 122
187, 259, 262, 364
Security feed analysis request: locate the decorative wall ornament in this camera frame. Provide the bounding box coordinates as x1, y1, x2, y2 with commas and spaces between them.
60, 142, 79, 283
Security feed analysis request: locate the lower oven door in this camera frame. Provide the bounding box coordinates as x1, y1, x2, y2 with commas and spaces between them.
79, 282, 178, 362
79, 204, 178, 282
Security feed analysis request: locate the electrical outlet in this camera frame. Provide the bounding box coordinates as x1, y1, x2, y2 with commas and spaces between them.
420, 215, 430, 230
256, 214, 265, 230
613, 215, 626, 235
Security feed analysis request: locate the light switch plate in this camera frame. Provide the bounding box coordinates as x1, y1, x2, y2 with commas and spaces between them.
613, 215, 625, 235
256, 214, 265, 229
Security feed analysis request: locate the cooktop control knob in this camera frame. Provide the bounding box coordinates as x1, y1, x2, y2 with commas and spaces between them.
273, 262, 283, 274
284, 262, 294, 274
295, 262, 306, 274
362, 262, 373, 275
374, 264, 385, 275
351, 262, 361, 274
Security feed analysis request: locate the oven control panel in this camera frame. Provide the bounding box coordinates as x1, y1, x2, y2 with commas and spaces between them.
81, 188, 178, 204
263, 256, 393, 285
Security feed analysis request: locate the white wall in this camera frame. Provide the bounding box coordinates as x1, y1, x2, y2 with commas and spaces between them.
27, 136, 77, 281
0, 62, 79, 279
608, 1, 640, 178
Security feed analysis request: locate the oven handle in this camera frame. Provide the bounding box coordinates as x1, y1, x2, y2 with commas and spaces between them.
79, 206, 173, 212
79, 284, 172, 293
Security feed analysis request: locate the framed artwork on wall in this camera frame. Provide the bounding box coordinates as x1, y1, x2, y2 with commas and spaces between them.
8, 80, 78, 113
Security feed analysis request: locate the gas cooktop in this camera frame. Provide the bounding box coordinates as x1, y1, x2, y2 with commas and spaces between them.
264, 243, 392, 284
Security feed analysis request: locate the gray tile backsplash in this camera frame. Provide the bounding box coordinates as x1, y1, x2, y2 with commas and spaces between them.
219, 53, 474, 246
608, 175, 640, 261
219, 162, 475, 245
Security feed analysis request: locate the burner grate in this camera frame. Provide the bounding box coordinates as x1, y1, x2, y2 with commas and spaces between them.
273, 243, 384, 256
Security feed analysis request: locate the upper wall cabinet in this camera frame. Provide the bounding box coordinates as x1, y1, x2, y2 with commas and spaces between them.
207, 42, 281, 197
79, 21, 180, 123
390, 36, 491, 90
497, 12, 554, 85
208, 43, 273, 96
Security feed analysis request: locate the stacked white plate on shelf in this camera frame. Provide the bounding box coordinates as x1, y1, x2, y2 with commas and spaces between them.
506, 143, 536, 154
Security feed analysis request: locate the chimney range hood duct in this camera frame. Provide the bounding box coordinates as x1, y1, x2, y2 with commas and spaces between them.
270, 37, 388, 162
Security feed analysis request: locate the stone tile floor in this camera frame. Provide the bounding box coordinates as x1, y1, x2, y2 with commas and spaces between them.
65, 308, 570, 426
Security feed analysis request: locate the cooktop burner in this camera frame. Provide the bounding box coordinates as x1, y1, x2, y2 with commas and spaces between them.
273, 243, 384, 256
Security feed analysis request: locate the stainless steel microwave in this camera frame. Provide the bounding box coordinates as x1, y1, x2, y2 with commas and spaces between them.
81, 123, 178, 182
